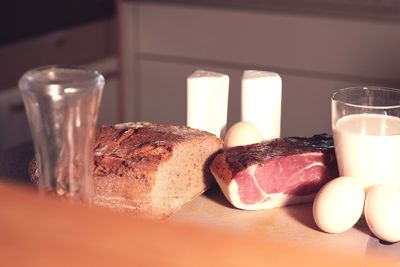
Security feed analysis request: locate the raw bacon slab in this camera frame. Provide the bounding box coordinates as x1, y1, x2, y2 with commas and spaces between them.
211, 134, 339, 210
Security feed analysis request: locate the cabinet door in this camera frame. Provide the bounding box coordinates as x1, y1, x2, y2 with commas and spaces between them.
0, 90, 30, 150
0, 19, 114, 91
281, 74, 355, 136
139, 59, 356, 137
123, 3, 400, 136
0, 58, 119, 150
139, 60, 242, 128
92, 57, 120, 125
138, 4, 400, 84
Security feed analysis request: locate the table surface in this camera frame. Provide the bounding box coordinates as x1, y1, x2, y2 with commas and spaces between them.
171, 187, 400, 264
0, 143, 399, 266
0, 181, 398, 267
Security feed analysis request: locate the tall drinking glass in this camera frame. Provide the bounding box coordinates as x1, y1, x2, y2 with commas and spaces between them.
19, 65, 104, 202
331, 86, 400, 191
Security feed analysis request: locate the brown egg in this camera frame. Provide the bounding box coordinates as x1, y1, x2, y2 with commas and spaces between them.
224, 121, 263, 148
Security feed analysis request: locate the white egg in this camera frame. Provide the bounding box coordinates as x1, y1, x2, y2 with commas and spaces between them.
364, 185, 400, 243
313, 176, 364, 234
224, 121, 263, 148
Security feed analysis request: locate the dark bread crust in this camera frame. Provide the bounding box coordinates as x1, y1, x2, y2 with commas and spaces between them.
210, 154, 233, 185
30, 122, 224, 218
94, 122, 212, 180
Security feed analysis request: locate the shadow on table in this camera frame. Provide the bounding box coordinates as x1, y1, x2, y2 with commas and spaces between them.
284, 203, 320, 231
0, 141, 34, 185
365, 235, 400, 264
202, 185, 236, 209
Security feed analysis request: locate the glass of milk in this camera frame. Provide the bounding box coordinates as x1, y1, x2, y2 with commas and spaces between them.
332, 86, 400, 191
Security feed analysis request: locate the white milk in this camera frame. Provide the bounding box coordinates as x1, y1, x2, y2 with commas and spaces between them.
333, 113, 400, 190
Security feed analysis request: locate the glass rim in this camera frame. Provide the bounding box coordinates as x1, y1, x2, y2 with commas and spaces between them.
331, 86, 400, 110
19, 64, 104, 92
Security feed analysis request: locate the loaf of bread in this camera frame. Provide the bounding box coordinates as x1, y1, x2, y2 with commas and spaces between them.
30, 122, 223, 218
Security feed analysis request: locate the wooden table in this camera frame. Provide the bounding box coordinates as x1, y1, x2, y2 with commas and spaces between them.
0, 181, 397, 267
171, 187, 400, 263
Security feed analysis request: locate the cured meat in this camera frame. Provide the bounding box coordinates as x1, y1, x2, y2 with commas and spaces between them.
211, 134, 339, 210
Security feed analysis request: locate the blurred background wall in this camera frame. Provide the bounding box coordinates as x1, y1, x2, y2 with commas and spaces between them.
0, 0, 117, 149
1, 0, 400, 150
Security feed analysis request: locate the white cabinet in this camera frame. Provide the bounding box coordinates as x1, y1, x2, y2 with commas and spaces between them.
0, 19, 116, 91
138, 59, 353, 137
139, 60, 242, 128
0, 57, 119, 150
0, 18, 118, 150
0, 90, 31, 149
89, 57, 120, 125
119, 2, 400, 137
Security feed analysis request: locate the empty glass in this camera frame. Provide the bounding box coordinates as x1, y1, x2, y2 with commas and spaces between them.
19, 65, 104, 202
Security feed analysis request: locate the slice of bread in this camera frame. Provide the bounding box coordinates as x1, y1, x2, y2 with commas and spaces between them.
31, 122, 223, 218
